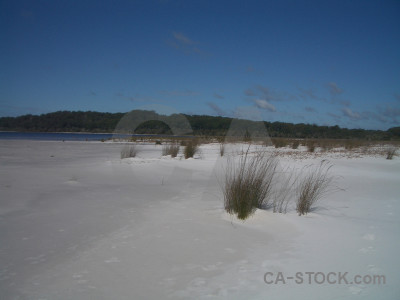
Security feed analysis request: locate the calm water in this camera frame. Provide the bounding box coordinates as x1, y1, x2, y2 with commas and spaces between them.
0, 132, 131, 141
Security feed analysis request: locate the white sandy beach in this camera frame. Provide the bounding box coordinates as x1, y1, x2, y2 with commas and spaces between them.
0, 140, 399, 299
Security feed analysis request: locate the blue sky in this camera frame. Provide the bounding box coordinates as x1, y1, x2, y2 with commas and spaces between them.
1, 0, 399, 130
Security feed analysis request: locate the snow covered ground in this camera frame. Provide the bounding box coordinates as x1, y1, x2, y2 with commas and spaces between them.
0, 140, 399, 299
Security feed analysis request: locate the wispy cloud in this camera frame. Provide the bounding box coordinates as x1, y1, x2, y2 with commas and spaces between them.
362, 111, 388, 124
207, 102, 225, 116
172, 32, 196, 45
327, 112, 342, 121
335, 105, 399, 126
305, 106, 316, 112
254, 99, 276, 112
327, 82, 343, 95
298, 85, 349, 106
167, 32, 207, 56
256, 85, 270, 98
213, 93, 224, 99
246, 66, 256, 73
338, 99, 351, 107
115, 92, 152, 102
245, 85, 294, 102
234, 107, 263, 121
244, 65, 263, 75
298, 87, 319, 100
382, 106, 400, 123
244, 88, 256, 96
159, 90, 199, 97
341, 107, 361, 120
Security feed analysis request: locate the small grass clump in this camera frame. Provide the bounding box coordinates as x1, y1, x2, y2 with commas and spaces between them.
121, 144, 138, 159
296, 160, 336, 215
292, 140, 300, 150
272, 138, 288, 148
184, 140, 199, 159
386, 147, 397, 160
223, 149, 278, 220
306, 140, 315, 152
219, 143, 225, 157
162, 144, 180, 158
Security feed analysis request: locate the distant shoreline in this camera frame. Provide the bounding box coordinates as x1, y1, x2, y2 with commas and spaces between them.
0, 130, 115, 134
0, 131, 176, 136
0, 132, 195, 142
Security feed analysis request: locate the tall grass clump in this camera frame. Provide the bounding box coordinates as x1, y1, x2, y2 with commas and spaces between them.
162, 143, 180, 158
386, 147, 397, 160
184, 140, 199, 159
318, 139, 334, 152
121, 144, 138, 159
306, 140, 315, 152
272, 138, 288, 148
296, 160, 336, 215
223, 149, 278, 220
219, 143, 225, 156
292, 140, 300, 150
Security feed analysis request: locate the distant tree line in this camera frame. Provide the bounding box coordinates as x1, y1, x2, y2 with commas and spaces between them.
0, 110, 399, 140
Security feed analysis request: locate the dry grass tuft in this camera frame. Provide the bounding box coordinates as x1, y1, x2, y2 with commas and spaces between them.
291, 140, 300, 149
296, 160, 336, 215
386, 147, 397, 160
121, 144, 138, 159
162, 143, 180, 158
223, 149, 278, 220
219, 143, 225, 156
184, 140, 199, 159
272, 138, 288, 148
306, 140, 315, 152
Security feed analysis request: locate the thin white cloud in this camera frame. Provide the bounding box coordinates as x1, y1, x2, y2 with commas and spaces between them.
244, 65, 263, 75
382, 106, 400, 123
298, 85, 349, 106
167, 32, 208, 56
338, 99, 351, 107
244, 88, 255, 96
213, 93, 224, 99
256, 85, 270, 97
159, 90, 199, 97
305, 106, 316, 112
298, 87, 319, 100
207, 102, 225, 116
341, 107, 361, 120
172, 32, 197, 45
327, 112, 342, 121
115, 92, 153, 102
328, 82, 343, 95
254, 99, 276, 112
245, 85, 291, 101
246, 66, 256, 73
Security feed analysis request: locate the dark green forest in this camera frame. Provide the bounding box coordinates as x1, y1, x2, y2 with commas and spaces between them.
0, 110, 399, 140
